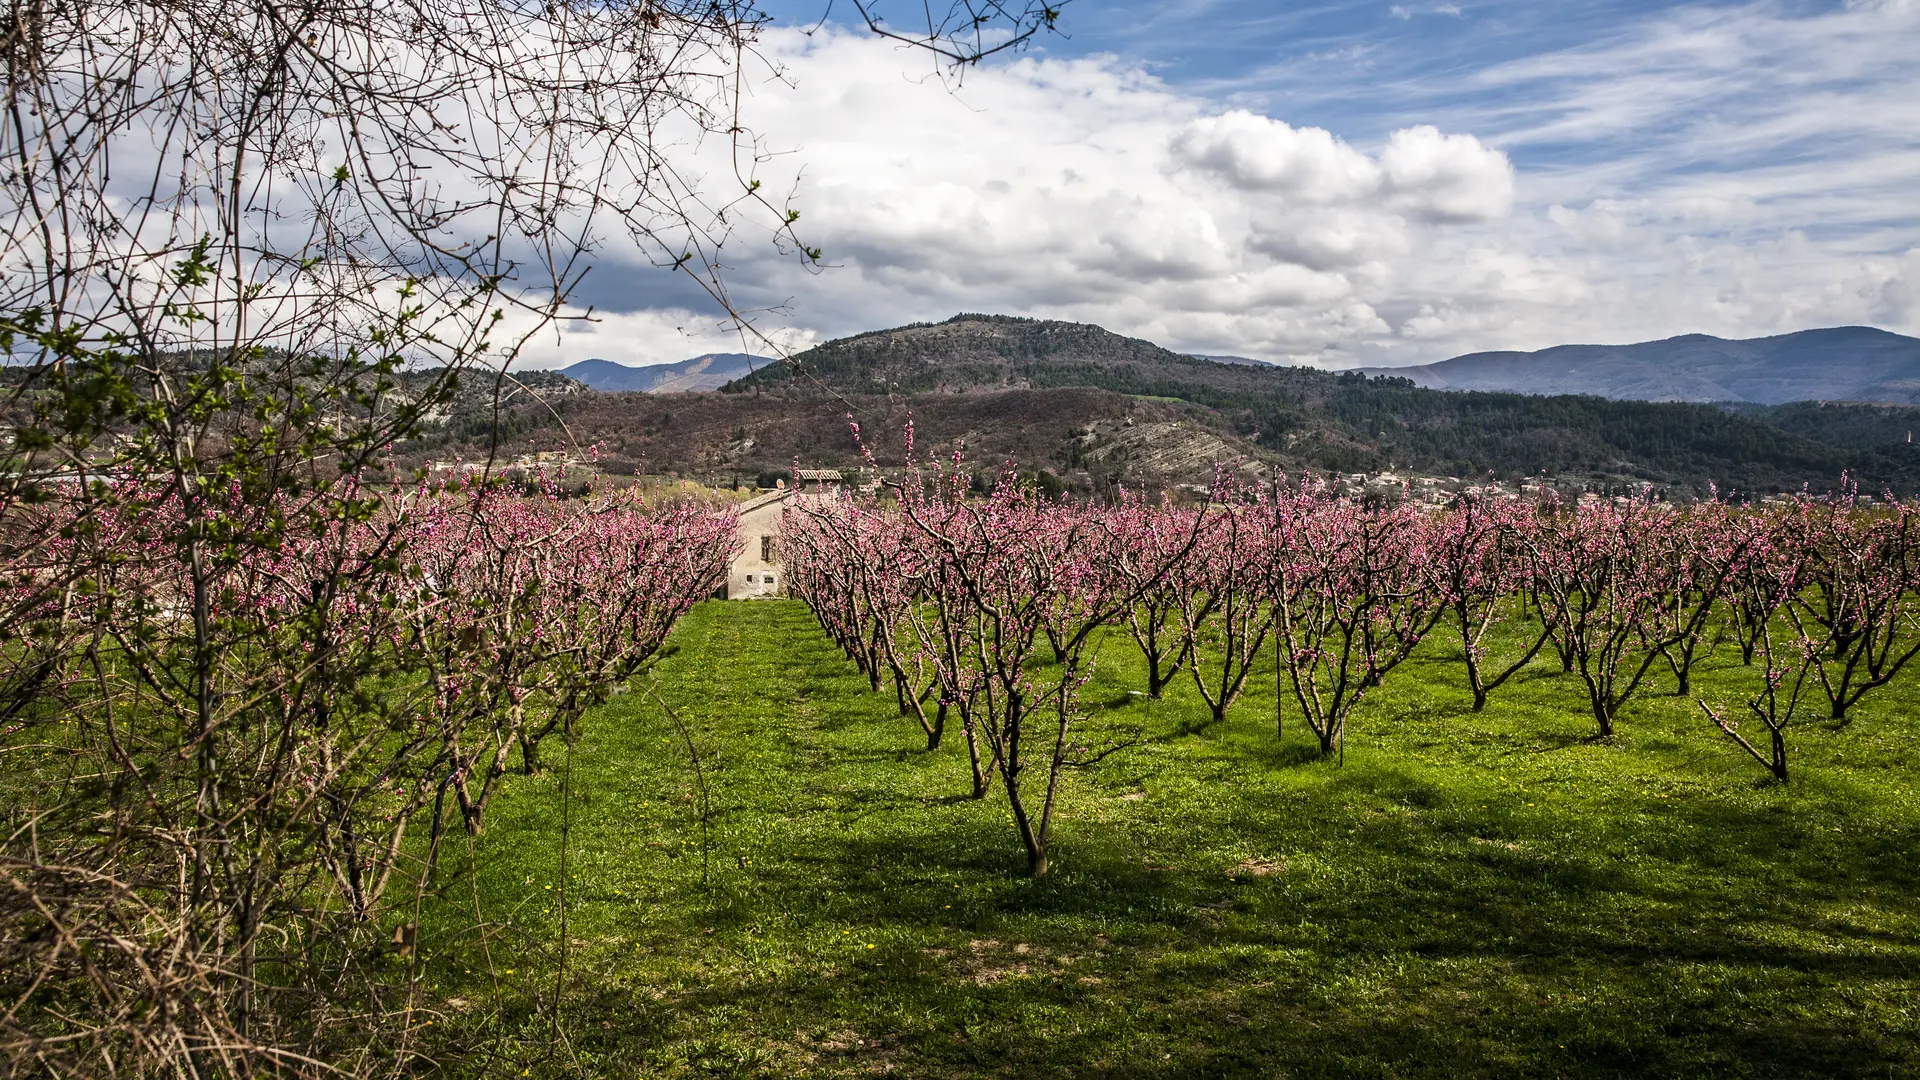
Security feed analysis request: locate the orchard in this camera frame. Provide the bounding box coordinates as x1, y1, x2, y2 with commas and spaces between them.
786, 447, 1920, 875
0, 464, 736, 1071
8, 437, 1920, 1074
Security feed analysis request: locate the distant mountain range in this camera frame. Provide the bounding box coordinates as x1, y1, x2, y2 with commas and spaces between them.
559, 352, 773, 393
567, 326, 1920, 407
1362, 327, 1920, 405
704, 314, 1920, 494
411, 315, 1920, 496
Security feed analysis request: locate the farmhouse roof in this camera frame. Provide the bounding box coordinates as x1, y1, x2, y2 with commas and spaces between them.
738, 488, 793, 513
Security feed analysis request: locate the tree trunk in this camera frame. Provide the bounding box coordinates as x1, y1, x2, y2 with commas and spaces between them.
1315, 719, 1339, 758
1274, 634, 1283, 740
963, 713, 991, 798
1664, 635, 1698, 695
1006, 773, 1049, 877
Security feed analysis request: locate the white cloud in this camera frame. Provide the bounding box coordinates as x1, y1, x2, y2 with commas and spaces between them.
569, 29, 1523, 368
1328, 0, 1920, 358
531, 1, 1920, 371
1172, 111, 1385, 202
1391, 3, 1464, 19
1379, 125, 1514, 223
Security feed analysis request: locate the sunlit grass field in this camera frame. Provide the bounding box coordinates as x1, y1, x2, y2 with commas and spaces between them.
428, 600, 1919, 1078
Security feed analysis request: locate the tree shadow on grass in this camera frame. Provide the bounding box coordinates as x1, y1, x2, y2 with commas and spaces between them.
461, 603, 1920, 1078
1239, 738, 1340, 769
555, 796, 1920, 1077
491, 771, 1920, 1078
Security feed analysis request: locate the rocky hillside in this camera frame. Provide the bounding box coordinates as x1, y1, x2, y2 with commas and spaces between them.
548, 385, 1264, 495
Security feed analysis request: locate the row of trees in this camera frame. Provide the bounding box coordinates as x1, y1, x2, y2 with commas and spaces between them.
0, 0, 1073, 1066
784, 453, 1920, 876
1, 466, 733, 1073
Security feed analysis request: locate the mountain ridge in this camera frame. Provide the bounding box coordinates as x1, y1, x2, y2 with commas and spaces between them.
406, 315, 1920, 497
1360, 326, 1920, 405
560, 352, 773, 393
702, 313, 1920, 494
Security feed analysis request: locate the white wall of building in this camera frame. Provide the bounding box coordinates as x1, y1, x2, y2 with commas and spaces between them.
727, 489, 790, 599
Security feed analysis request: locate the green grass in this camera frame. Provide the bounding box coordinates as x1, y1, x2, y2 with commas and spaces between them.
426, 601, 1920, 1078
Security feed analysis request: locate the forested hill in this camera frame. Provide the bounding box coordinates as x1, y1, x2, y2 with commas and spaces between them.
726, 313, 1328, 399
713, 314, 1920, 496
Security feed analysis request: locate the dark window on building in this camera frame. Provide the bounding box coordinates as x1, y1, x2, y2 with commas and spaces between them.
760, 536, 773, 562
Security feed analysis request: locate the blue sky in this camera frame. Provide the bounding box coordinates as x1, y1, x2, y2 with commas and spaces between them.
1067, 0, 1919, 248
526, 0, 1920, 369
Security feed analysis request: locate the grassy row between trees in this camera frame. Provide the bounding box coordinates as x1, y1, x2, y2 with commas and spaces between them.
427, 600, 1919, 1078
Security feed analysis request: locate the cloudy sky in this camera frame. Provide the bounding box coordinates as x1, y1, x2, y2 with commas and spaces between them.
527, 0, 1920, 370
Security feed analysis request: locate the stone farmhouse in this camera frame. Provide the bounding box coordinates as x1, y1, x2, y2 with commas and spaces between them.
725, 469, 843, 599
